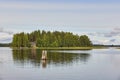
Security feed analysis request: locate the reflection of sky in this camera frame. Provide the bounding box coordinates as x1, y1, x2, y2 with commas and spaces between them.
0, 0, 120, 44
51, 48, 120, 54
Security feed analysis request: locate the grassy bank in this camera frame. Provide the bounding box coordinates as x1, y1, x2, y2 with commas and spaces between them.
92, 46, 109, 49
11, 47, 93, 50
11, 46, 109, 50
116, 47, 120, 49
36, 47, 93, 50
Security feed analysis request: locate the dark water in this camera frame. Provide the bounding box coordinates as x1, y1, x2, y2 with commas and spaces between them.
0, 47, 120, 80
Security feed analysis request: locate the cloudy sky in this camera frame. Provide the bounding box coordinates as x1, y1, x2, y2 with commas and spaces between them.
0, 0, 120, 45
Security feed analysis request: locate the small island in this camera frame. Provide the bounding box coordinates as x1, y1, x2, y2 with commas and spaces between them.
12, 30, 93, 50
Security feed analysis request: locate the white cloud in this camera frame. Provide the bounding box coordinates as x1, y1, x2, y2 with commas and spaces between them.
0, 27, 13, 35
88, 27, 120, 38
0, 33, 12, 43
0, 27, 13, 43
88, 27, 120, 45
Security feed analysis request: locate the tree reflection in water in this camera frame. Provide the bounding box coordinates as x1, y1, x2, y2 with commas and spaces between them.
12, 49, 91, 68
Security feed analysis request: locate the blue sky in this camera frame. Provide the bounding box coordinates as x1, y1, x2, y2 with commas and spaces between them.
0, 0, 120, 45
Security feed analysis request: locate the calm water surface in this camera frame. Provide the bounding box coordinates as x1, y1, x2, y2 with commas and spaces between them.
0, 47, 120, 80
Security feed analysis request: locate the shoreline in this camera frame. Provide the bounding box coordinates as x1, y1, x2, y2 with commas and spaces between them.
11, 46, 109, 50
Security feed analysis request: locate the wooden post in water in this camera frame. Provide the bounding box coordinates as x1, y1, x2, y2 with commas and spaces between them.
41, 50, 47, 60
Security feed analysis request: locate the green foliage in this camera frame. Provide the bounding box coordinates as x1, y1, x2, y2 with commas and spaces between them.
12, 30, 92, 47
12, 32, 30, 47
79, 35, 92, 47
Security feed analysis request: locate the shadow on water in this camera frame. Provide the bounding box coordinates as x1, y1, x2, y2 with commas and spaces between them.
12, 49, 91, 68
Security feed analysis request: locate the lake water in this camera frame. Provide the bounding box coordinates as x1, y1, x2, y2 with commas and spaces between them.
0, 47, 120, 80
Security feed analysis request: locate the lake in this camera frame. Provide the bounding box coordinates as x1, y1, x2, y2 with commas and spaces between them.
0, 47, 120, 80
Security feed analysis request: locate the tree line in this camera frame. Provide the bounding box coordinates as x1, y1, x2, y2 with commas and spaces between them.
0, 43, 11, 47
12, 30, 92, 47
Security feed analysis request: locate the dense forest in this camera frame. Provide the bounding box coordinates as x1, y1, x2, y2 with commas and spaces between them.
12, 30, 92, 47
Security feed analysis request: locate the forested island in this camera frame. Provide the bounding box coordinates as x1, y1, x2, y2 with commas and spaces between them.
12, 30, 92, 49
